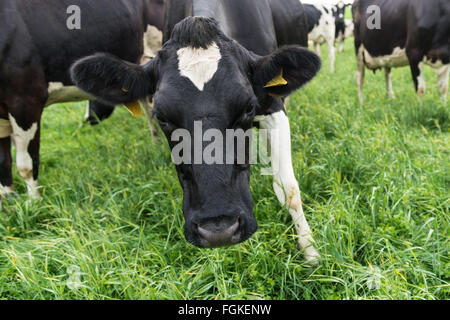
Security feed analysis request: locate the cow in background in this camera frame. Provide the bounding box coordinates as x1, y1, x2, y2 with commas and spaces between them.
353, 0, 450, 102
333, 1, 351, 53
85, 0, 165, 125
304, 3, 336, 72
0, 0, 165, 199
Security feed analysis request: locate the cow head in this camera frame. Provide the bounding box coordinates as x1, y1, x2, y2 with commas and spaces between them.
71, 17, 320, 248
333, 1, 347, 24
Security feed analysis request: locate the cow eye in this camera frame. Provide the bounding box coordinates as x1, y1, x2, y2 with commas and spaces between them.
155, 113, 169, 127
245, 103, 255, 116
242, 100, 257, 121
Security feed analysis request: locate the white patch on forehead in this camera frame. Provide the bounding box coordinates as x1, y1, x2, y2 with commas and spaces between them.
177, 42, 221, 91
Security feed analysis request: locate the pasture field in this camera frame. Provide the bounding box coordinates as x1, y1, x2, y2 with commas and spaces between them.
0, 38, 448, 300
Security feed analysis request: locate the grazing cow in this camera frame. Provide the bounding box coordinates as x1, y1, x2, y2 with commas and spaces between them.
333, 1, 351, 53
353, 0, 450, 102
304, 3, 336, 72
85, 0, 165, 125
71, 0, 322, 263
0, 0, 164, 199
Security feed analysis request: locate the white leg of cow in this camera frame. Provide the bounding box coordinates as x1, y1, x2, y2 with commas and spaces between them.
356, 48, 365, 104
338, 32, 345, 53
315, 43, 322, 58
9, 115, 41, 199
328, 40, 335, 73
384, 67, 395, 99
257, 111, 320, 265
435, 64, 449, 101
84, 104, 90, 121
417, 62, 426, 96
0, 184, 14, 196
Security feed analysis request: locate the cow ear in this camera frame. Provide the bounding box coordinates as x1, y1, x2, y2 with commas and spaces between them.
252, 46, 321, 98
70, 53, 157, 106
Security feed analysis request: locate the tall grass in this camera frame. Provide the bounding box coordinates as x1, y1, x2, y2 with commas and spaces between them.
0, 38, 448, 300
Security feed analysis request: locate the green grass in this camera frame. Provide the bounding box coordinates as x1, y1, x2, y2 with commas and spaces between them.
0, 38, 449, 300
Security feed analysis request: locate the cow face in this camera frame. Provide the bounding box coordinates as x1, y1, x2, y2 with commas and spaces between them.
71, 17, 320, 248
333, 1, 347, 23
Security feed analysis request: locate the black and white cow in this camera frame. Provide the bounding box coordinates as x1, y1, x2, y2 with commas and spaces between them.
333, 1, 351, 53
304, 3, 336, 72
71, 0, 322, 263
353, 0, 450, 102
0, 0, 164, 199
83, 0, 165, 125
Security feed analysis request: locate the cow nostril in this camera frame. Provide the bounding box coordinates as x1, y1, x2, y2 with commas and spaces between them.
197, 216, 240, 247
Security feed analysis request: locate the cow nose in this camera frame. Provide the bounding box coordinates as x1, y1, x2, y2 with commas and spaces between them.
197, 216, 240, 248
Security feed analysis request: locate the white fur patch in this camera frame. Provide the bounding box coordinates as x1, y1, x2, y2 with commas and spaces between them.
142, 25, 163, 64
9, 114, 41, 199
308, 5, 336, 72
434, 63, 449, 96
255, 111, 320, 263
48, 82, 64, 93
0, 118, 12, 139
177, 42, 221, 91
344, 20, 354, 39
417, 62, 426, 95
0, 185, 14, 195
362, 45, 409, 69
308, 6, 335, 45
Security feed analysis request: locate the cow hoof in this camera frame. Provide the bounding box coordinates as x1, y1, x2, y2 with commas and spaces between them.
29, 193, 42, 201
0, 186, 16, 199
86, 117, 100, 126
304, 248, 321, 267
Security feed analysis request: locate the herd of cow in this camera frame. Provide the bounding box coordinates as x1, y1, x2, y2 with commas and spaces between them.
0, 0, 448, 264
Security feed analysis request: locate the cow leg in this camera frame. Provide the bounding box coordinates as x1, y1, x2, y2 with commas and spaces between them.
338, 32, 345, 53
9, 108, 42, 199
384, 67, 395, 99
0, 136, 14, 196
409, 60, 426, 96
314, 42, 321, 58
328, 39, 335, 73
86, 101, 115, 125
257, 111, 320, 265
417, 62, 426, 96
356, 47, 365, 104
435, 64, 449, 100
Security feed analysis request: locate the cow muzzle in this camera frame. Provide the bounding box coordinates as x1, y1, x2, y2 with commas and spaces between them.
197, 216, 241, 248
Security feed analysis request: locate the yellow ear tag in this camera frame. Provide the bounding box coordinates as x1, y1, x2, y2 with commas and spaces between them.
124, 101, 143, 117
264, 69, 288, 88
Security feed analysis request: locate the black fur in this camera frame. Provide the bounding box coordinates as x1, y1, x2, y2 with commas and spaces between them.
69, 3, 321, 249
71, 53, 154, 106
304, 4, 322, 33
253, 46, 321, 97
171, 16, 223, 49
